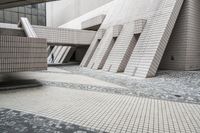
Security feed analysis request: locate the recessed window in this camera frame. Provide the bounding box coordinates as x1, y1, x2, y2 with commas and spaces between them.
171, 56, 175, 61
32, 4, 38, 9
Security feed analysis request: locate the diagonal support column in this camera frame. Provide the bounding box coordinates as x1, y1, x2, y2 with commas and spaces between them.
18, 17, 37, 38
124, 0, 184, 78
88, 25, 123, 70
87, 28, 113, 69
103, 20, 146, 73
80, 29, 106, 67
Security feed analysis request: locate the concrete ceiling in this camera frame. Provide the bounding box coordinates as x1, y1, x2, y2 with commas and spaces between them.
0, 0, 57, 9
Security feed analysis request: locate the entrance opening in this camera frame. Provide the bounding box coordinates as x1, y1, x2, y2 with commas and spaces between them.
70, 51, 76, 61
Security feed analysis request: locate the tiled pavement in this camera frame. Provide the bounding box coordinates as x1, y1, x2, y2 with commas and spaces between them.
0, 67, 200, 133
60, 66, 200, 104
0, 108, 102, 133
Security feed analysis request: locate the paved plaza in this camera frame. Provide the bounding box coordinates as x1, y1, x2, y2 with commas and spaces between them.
0, 66, 200, 133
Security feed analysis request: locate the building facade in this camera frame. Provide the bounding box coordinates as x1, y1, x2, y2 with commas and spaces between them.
61, 0, 200, 78
46, 0, 113, 27
0, 0, 200, 78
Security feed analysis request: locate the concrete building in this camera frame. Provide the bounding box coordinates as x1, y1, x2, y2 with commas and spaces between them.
64, 0, 199, 78
46, 0, 113, 27
0, 0, 200, 78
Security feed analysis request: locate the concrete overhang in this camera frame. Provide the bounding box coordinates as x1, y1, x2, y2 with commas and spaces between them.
32, 25, 96, 46
81, 15, 106, 31
0, 23, 96, 46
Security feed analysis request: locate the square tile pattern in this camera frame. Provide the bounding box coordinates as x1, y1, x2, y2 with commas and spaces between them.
80, 29, 106, 67
0, 86, 200, 133
81, 0, 184, 78
0, 36, 47, 72
32, 25, 96, 46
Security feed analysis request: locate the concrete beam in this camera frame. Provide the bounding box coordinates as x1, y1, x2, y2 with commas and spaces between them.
32, 25, 96, 46
81, 15, 106, 31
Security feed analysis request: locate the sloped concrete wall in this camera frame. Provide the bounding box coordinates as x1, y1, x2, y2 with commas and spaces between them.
185, 0, 200, 70
125, 0, 184, 78
159, 0, 188, 70
160, 0, 200, 71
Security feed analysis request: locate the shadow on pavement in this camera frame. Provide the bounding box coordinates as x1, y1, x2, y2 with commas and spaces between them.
0, 73, 42, 91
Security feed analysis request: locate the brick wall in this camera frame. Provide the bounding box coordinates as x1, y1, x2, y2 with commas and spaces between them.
0, 36, 47, 73
32, 25, 96, 45
0, 28, 25, 37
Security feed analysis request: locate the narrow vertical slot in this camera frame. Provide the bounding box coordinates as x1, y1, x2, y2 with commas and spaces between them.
100, 37, 117, 69
84, 39, 101, 67
119, 33, 141, 73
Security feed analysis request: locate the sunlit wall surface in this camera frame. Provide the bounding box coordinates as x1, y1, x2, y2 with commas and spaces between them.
0, 3, 46, 26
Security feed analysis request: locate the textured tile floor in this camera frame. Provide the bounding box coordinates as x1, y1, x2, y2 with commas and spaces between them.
0, 108, 102, 133
0, 86, 200, 133
0, 66, 200, 133
60, 66, 200, 104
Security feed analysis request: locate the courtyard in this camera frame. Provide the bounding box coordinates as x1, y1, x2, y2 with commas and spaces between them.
0, 65, 200, 133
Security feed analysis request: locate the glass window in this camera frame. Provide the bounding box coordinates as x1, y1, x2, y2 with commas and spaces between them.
38, 3, 45, 10
0, 18, 3, 23
0, 3, 46, 26
19, 13, 25, 19
4, 11, 12, 23
32, 4, 38, 9
6, 7, 18, 12
25, 6, 31, 14
26, 5, 32, 8
41, 10, 46, 16
38, 9, 42, 16
11, 12, 18, 24
31, 15, 38, 25
38, 16, 45, 26
32, 8, 38, 15
19, 7, 25, 13
0, 10, 3, 19
26, 14, 32, 22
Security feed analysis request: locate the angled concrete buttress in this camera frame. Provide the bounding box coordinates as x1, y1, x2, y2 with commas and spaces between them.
103, 20, 146, 73
18, 17, 37, 38
80, 29, 106, 67
59, 47, 76, 63
124, 0, 184, 78
87, 28, 113, 69
48, 46, 76, 64
54, 46, 69, 63
87, 25, 123, 70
